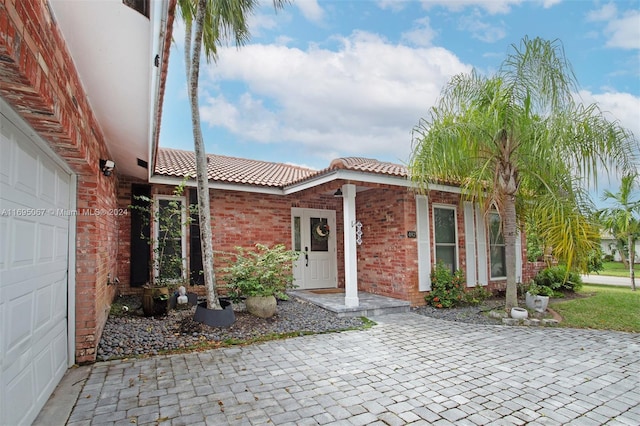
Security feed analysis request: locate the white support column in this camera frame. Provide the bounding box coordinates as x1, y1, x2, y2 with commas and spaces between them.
342, 184, 359, 307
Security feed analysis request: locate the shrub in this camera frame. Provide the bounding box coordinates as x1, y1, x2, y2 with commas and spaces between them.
222, 244, 300, 300
425, 262, 466, 308
461, 285, 492, 306
533, 265, 582, 294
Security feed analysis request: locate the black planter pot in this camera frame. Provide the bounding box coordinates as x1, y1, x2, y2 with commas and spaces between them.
193, 298, 235, 327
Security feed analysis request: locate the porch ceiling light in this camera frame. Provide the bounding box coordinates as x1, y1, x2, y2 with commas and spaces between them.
333, 188, 343, 197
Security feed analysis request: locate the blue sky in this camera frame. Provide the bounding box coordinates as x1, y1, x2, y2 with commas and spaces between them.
160, 0, 639, 194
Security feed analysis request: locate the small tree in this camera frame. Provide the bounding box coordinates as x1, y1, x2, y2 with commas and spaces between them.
597, 173, 640, 291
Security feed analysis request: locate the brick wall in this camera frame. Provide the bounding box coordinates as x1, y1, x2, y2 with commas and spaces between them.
1, 0, 120, 363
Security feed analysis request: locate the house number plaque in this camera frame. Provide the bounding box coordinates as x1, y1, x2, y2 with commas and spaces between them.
407, 231, 417, 238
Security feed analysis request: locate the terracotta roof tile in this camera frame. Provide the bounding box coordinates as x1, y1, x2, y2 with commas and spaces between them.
329, 157, 408, 177
156, 148, 319, 187
155, 148, 411, 188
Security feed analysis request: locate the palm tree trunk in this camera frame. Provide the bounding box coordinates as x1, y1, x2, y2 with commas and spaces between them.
188, 0, 221, 309
628, 235, 636, 291
504, 196, 519, 311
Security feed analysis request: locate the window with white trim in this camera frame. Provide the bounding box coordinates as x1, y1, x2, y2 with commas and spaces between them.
489, 212, 506, 279
433, 206, 457, 273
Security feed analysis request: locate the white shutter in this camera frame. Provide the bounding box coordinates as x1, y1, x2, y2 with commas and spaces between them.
463, 202, 477, 287
475, 205, 488, 286
416, 195, 431, 291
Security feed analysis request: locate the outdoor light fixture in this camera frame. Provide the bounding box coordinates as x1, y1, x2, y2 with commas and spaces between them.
333, 188, 343, 197
100, 159, 115, 176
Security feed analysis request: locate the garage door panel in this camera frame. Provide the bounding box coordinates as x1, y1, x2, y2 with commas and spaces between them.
1, 106, 71, 426
34, 285, 54, 333
4, 292, 33, 354
5, 363, 34, 426
0, 217, 6, 270
39, 160, 57, 205
57, 172, 71, 209
15, 142, 39, 197
11, 218, 37, 268
38, 223, 56, 262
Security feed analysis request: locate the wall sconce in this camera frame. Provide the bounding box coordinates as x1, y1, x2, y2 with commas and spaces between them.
100, 159, 115, 176
333, 188, 343, 197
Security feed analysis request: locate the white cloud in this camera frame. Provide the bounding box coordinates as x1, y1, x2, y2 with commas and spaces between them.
295, 0, 325, 24
586, 3, 618, 22
578, 90, 640, 140
586, 4, 640, 50
604, 10, 640, 50
457, 13, 507, 43
199, 31, 471, 164
419, 0, 523, 15
401, 16, 438, 47
377, 0, 412, 12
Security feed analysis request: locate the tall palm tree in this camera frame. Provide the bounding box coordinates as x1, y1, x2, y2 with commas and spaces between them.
409, 37, 638, 311
597, 174, 640, 291
178, 0, 288, 309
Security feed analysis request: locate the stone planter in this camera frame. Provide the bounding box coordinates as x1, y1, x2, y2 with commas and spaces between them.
525, 292, 550, 313
510, 307, 528, 319
245, 295, 277, 318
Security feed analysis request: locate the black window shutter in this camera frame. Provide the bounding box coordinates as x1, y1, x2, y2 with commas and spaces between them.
190, 188, 204, 285
130, 184, 151, 286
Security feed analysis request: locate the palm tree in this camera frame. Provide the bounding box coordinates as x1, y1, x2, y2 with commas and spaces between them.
409, 36, 638, 311
178, 0, 288, 309
597, 174, 640, 291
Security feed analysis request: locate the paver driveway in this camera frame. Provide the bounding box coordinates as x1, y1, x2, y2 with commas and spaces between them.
67, 313, 639, 425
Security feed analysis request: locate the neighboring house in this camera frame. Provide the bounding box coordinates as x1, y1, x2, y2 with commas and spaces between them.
600, 231, 639, 262
116, 148, 540, 307
0, 0, 173, 424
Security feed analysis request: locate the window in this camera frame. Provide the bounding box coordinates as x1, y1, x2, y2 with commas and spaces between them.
123, 0, 149, 18
433, 206, 457, 273
154, 196, 187, 283
489, 212, 506, 278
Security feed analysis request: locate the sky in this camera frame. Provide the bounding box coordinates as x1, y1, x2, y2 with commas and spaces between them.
159, 0, 640, 201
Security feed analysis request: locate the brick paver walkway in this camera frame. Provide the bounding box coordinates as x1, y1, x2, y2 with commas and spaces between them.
67, 313, 639, 425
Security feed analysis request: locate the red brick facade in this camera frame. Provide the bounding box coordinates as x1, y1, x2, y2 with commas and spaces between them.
116, 180, 538, 308
2, 0, 132, 363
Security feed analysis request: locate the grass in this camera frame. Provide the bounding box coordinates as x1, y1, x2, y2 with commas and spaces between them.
551, 285, 640, 333
599, 261, 639, 278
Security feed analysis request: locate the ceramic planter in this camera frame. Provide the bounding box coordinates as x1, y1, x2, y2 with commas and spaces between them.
511, 307, 528, 319
525, 292, 550, 313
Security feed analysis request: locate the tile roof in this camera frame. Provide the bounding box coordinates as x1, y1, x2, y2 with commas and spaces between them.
156, 148, 319, 187
328, 157, 408, 177
155, 148, 409, 188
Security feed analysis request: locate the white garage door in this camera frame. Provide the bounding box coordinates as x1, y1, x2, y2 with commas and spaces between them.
0, 104, 73, 426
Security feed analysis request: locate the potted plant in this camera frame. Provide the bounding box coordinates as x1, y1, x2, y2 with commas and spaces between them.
525, 282, 552, 313
130, 182, 196, 316
222, 244, 299, 318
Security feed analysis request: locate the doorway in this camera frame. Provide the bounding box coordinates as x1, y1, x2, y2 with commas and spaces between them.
291, 208, 337, 289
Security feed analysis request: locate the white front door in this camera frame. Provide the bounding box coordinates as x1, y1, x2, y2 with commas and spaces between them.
292, 208, 337, 289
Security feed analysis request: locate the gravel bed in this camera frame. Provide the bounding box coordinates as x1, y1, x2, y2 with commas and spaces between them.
97, 295, 366, 361
412, 299, 506, 325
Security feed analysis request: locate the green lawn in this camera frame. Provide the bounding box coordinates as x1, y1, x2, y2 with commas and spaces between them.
551, 285, 640, 333
599, 261, 639, 278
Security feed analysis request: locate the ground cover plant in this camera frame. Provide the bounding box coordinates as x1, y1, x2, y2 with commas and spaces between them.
550, 284, 640, 333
